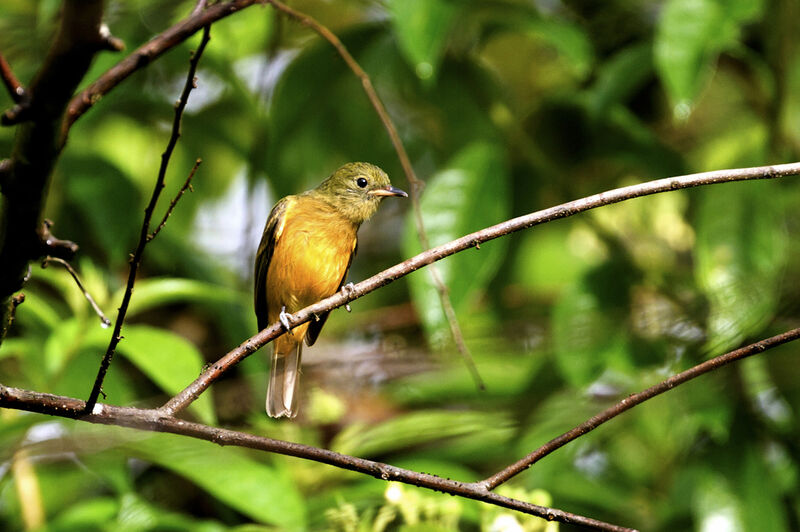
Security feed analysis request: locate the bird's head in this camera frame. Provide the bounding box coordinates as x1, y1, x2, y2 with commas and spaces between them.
315, 162, 407, 224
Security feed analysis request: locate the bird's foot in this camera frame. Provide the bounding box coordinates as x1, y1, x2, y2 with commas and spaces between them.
341, 282, 355, 312
279, 306, 294, 335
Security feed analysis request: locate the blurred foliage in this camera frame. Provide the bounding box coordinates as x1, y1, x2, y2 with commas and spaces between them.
1, 0, 800, 531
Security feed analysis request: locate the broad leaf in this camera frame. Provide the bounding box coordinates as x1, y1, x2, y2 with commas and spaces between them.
694, 181, 786, 355
122, 431, 305, 530
403, 142, 510, 344
388, 0, 458, 82
654, 0, 764, 117
111, 277, 243, 318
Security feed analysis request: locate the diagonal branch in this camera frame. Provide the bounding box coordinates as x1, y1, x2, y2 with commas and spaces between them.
480, 326, 800, 490
161, 161, 800, 415
0, 52, 26, 103
65, 0, 265, 132
148, 158, 201, 241
264, 0, 484, 390
84, 26, 211, 412
0, 385, 635, 532
41, 257, 110, 327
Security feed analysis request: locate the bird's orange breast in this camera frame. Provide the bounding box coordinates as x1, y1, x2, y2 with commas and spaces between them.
266, 196, 358, 325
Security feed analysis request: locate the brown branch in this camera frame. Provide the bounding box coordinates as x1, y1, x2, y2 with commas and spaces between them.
0, 385, 635, 532
481, 326, 800, 490
0, 52, 26, 103
264, 0, 483, 390
1, 293, 25, 339
0, 0, 110, 346
64, 0, 264, 132
41, 257, 110, 327
162, 161, 800, 415
148, 158, 201, 241
85, 26, 212, 412
192, 0, 209, 17
37, 218, 78, 260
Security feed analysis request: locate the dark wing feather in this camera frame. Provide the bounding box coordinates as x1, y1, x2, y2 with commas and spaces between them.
305, 239, 357, 346
254, 198, 290, 331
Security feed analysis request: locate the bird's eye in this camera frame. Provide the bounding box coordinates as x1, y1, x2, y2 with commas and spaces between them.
356, 177, 368, 188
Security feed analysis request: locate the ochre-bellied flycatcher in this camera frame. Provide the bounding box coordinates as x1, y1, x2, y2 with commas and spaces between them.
254, 162, 407, 418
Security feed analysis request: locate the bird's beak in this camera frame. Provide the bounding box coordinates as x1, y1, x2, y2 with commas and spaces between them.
368, 185, 408, 197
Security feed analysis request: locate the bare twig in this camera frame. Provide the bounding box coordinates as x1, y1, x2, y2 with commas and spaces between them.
65, 0, 265, 131
148, 158, 201, 241
37, 219, 78, 260
481, 326, 800, 489
0, 52, 26, 103
0, 385, 635, 532
162, 161, 800, 415
1, 293, 25, 339
85, 26, 212, 413
264, 0, 483, 390
41, 257, 110, 327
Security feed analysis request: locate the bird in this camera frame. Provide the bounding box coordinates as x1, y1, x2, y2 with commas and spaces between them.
254, 162, 407, 418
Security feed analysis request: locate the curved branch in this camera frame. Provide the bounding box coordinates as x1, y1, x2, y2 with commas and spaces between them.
0, 385, 634, 532
162, 161, 800, 415
480, 326, 800, 490
41, 257, 110, 326
64, 0, 264, 132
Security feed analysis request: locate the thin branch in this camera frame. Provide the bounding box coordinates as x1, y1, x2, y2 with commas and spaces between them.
148, 158, 201, 241
1, 293, 25, 339
65, 0, 265, 132
0, 385, 635, 532
84, 26, 212, 413
0, 52, 26, 103
480, 326, 800, 490
264, 0, 483, 391
41, 257, 110, 327
161, 161, 800, 415
37, 219, 78, 260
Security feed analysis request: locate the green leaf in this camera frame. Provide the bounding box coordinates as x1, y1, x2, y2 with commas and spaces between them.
13, 290, 62, 332
85, 325, 215, 425
48, 497, 118, 531
389, 0, 458, 82
331, 409, 513, 459
654, 0, 724, 116
738, 446, 789, 532
587, 42, 652, 119
123, 431, 305, 529
694, 181, 787, 355
62, 154, 142, 265
691, 469, 745, 532
551, 272, 632, 387
112, 277, 243, 318
654, 0, 764, 118
403, 142, 510, 344
387, 350, 543, 406
526, 17, 594, 79
44, 318, 83, 376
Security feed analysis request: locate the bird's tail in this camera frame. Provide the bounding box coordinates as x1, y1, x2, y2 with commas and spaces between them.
266, 334, 303, 418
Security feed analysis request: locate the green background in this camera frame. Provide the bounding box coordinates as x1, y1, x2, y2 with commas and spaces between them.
1, 0, 800, 530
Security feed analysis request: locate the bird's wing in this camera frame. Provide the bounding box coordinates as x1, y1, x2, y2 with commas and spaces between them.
305, 239, 357, 346
254, 197, 292, 331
